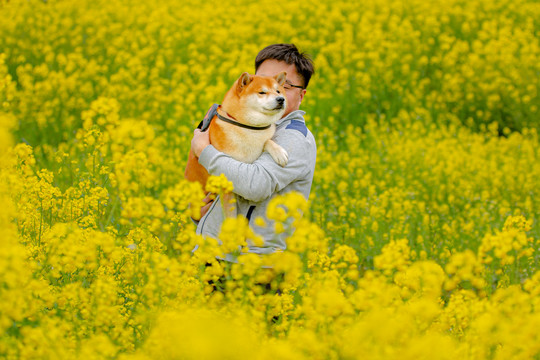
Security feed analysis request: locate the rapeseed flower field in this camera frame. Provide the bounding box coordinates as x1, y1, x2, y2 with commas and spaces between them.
1, 0, 539, 358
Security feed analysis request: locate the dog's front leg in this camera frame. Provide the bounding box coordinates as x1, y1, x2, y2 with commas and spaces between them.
264, 139, 289, 167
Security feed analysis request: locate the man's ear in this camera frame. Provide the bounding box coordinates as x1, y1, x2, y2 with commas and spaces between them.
274, 71, 287, 86
236, 72, 253, 94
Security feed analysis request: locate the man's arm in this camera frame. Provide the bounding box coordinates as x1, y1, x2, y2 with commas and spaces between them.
192, 129, 314, 202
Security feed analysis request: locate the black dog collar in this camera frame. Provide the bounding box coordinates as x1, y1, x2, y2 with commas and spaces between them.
216, 108, 272, 131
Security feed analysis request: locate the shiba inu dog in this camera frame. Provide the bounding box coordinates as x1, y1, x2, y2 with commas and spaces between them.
185, 71, 289, 217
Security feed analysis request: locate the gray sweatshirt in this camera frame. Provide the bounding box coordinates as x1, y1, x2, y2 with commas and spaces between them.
195, 110, 317, 262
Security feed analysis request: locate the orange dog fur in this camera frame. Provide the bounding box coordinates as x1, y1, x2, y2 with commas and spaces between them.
185, 72, 289, 217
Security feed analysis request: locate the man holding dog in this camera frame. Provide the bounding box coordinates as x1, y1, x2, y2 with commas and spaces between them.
190, 43, 316, 262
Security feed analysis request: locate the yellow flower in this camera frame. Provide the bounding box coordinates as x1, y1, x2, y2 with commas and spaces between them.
205, 173, 234, 194
374, 239, 411, 276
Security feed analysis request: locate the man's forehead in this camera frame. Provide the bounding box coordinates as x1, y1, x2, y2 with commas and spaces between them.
257, 60, 296, 73
257, 73, 287, 82
257, 72, 296, 83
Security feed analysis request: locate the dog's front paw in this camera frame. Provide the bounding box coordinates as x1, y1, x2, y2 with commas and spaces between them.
271, 146, 289, 167
265, 140, 289, 167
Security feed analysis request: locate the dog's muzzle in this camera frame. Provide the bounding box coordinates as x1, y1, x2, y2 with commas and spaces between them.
274, 96, 285, 109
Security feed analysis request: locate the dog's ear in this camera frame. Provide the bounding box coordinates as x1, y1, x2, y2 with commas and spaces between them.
274, 71, 287, 86
237, 72, 253, 94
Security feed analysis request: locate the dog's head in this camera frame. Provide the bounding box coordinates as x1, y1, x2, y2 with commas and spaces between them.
229, 72, 287, 126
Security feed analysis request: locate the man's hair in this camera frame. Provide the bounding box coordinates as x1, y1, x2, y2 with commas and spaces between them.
255, 44, 315, 89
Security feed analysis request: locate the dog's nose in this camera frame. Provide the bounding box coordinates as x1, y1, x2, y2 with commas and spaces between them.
276, 96, 285, 105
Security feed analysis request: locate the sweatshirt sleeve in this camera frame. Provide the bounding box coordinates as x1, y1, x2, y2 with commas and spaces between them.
198, 129, 314, 202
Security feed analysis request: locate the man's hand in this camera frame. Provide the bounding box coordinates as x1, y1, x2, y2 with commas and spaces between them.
200, 193, 215, 218
191, 129, 210, 157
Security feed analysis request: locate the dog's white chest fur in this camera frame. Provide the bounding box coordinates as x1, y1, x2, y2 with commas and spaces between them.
224, 124, 276, 163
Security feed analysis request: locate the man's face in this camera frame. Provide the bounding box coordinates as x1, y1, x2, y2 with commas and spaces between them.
256, 59, 306, 117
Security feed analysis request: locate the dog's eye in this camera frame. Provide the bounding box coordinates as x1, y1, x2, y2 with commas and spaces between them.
259, 91, 266, 95
277, 90, 281, 94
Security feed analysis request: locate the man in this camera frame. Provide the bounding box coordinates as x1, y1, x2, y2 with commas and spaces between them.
190, 44, 316, 262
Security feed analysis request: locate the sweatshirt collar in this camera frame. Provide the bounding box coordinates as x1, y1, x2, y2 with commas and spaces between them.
276, 110, 306, 126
